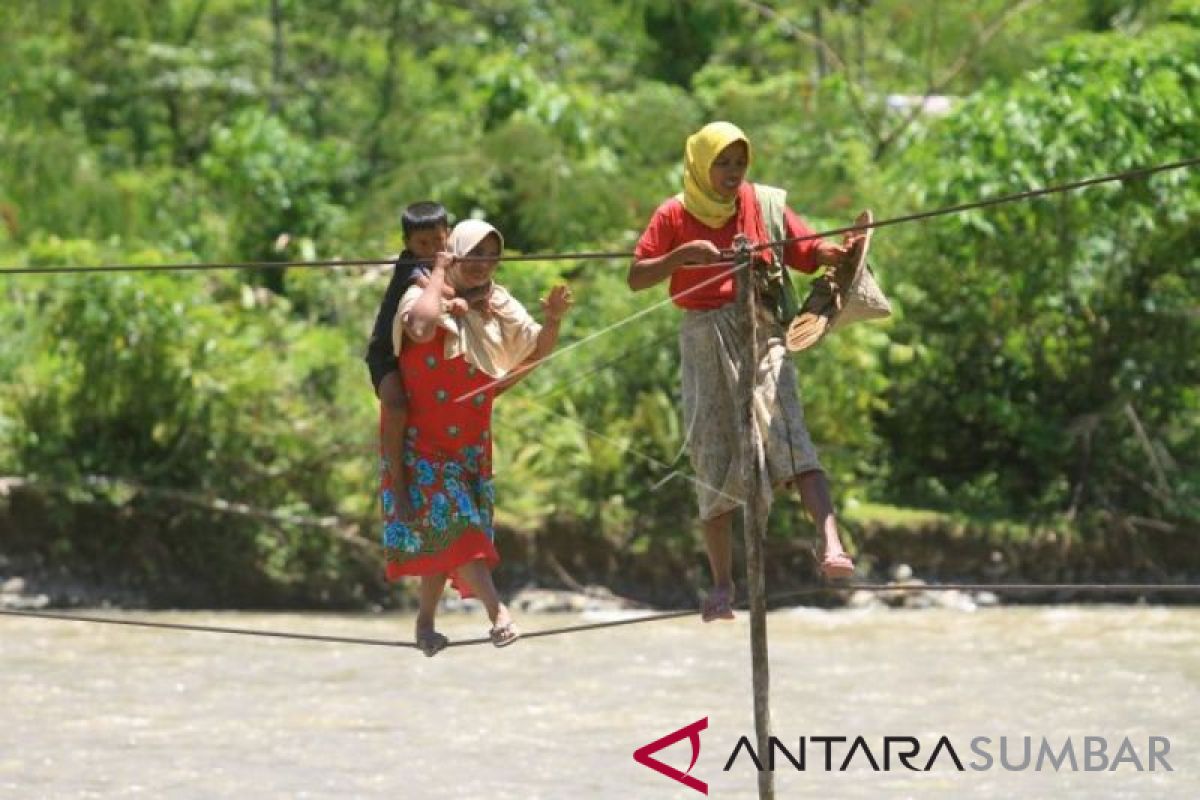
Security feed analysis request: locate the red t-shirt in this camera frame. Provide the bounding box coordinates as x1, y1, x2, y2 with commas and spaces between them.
634, 197, 825, 310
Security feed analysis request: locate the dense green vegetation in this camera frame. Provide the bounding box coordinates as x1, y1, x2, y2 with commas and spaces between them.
1, 1, 1196, 604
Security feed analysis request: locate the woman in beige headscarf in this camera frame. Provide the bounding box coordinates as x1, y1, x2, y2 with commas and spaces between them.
379, 219, 573, 655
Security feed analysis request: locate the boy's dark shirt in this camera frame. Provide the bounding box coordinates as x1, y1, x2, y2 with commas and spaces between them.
365, 250, 425, 393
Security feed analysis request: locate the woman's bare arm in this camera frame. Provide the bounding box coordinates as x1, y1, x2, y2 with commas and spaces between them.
495, 285, 573, 393
404, 252, 453, 343
627, 240, 724, 292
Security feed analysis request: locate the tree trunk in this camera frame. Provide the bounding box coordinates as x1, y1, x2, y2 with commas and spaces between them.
269, 0, 285, 114
812, 5, 829, 79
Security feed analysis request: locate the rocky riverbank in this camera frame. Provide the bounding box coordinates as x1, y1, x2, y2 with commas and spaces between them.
3, 480, 1196, 611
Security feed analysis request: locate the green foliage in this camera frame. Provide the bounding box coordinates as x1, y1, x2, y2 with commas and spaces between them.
1, 0, 1196, 604
0, 236, 379, 600
201, 109, 353, 269
878, 22, 1200, 521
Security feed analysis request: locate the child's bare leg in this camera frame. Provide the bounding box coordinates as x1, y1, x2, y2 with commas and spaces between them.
379, 372, 414, 519
794, 469, 851, 561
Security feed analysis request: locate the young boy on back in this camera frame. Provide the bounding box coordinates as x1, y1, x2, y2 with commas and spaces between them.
365, 201, 450, 518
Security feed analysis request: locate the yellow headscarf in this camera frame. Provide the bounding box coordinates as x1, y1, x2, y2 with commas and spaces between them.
677, 121, 752, 229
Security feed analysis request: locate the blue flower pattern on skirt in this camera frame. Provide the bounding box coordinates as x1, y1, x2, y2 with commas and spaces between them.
415, 458, 436, 486
384, 520, 422, 553
380, 448, 494, 549
429, 493, 451, 531
462, 445, 480, 473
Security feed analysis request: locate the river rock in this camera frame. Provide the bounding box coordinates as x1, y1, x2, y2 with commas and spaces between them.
1, 591, 50, 610
973, 590, 1001, 607
847, 589, 885, 610
509, 586, 639, 614
931, 589, 977, 612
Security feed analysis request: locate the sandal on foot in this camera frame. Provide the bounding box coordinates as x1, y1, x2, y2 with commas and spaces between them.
701, 585, 736, 623
415, 629, 449, 657
820, 551, 856, 580
489, 621, 520, 648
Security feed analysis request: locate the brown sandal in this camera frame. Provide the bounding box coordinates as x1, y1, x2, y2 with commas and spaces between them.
489, 621, 520, 648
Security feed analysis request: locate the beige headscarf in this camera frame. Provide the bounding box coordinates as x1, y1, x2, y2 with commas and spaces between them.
393, 219, 541, 380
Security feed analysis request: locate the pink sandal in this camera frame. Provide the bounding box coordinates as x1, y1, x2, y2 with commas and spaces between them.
701, 585, 736, 622
820, 551, 856, 580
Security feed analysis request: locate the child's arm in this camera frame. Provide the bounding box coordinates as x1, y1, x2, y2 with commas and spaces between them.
495, 285, 574, 393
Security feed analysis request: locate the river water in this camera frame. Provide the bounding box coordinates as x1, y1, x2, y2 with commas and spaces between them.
2, 605, 1197, 799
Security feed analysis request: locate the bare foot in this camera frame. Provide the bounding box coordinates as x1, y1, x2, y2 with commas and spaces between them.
701, 583, 736, 622
415, 621, 448, 657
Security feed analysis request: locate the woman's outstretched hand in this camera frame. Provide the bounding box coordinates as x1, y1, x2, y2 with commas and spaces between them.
542, 284, 574, 321
815, 239, 852, 266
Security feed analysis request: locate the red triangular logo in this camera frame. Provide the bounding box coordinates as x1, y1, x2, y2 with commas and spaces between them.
633, 717, 709, 795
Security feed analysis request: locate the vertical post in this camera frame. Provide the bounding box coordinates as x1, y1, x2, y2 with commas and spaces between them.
733, 235, 774, 800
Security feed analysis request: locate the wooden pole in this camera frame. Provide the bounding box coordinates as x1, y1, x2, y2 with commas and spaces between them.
733, 235, 774, 800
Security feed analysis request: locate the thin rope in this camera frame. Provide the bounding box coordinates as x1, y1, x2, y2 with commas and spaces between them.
752, 155, 1200, 252
2, 158, 1195, 276
525, 340, 653, 400
0, 256, 398, 277
765, 582, 1200, 604
3, 583, 1197, 650
444, 609, 698, 648
449, 259, 742, 404
0, 607, 419, 648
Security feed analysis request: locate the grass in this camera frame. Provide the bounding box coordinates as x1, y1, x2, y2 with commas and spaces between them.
842, 500, 1057, 544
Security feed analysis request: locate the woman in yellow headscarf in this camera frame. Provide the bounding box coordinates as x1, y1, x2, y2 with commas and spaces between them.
628, 121, 856, 622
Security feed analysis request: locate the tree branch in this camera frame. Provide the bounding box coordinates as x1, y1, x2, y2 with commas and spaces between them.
0, 474, 378, 557
366, 0, 406, 175
874, 0, 1046, 158
734, 0, 882, 143
269, 0, 285, 114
